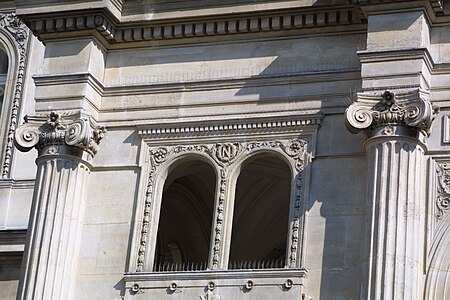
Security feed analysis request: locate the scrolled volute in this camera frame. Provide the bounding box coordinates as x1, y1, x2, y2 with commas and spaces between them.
14, 111, 106, 158
345, 89, 438, 138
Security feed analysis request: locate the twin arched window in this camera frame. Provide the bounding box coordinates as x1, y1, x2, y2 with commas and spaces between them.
153, 153, 291, 271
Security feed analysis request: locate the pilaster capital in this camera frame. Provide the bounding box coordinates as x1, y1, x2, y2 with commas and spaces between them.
14, 110, 106, 162
345, 89, 438, 140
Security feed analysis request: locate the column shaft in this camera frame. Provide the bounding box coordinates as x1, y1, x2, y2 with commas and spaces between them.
18, 157, 89, 300
363, 138, 426, 300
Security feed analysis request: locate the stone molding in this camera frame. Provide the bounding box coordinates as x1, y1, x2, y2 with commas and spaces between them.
0, 13, 29, 178
138, 114, 322, 142
14, 111, 106, 162
23, 7, 365, 47
135, 138, 309, 273
345, 89, 438, 139
124, 269, 307, 295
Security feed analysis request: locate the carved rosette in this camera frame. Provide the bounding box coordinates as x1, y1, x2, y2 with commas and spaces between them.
14, 111, 106, 162
345, 90, 438, 139
136, 138, 308, 272
1, 13, 29, 178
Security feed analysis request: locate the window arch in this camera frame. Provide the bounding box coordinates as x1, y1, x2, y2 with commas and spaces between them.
0, 14, 29, 178
228, 154, 291, 269
138, 138, 308, 273
153, 158, 217, 271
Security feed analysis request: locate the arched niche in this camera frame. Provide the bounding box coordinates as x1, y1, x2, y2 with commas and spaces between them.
228, 153, 292, 269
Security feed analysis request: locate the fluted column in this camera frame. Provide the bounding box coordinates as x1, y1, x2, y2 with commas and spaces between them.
345, 90, 437, 300
13, 111, 105, 300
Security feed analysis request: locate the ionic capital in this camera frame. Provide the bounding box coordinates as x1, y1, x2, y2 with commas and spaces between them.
14, 111, 106, 162
345, 89, 438, 139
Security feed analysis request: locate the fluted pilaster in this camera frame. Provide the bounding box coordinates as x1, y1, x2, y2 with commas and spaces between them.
345, 90, 437, 300
14, 111, 105, 300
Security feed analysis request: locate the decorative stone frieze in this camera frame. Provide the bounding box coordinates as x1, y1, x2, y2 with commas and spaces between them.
345, 89, 438, 139
14, 111, 105, 300
1, 13, 29, 178
136, 138, 308, 272
14, 111, 106, 161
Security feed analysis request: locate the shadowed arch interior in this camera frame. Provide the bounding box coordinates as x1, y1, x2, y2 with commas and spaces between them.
0, 48, 8, 112
229, 154, 291, 269
154, 159, 216, 271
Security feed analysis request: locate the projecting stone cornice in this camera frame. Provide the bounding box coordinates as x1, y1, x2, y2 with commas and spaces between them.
356, 0, 445, 16
17, 5, 367, 48
137, 114, 322, 143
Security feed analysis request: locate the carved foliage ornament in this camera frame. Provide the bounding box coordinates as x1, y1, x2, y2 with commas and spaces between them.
436, 162, 450, 219
136, 139, 308, 272
1, 13, 29, 178
14, 111, 106, 158
345, 90, 438, 138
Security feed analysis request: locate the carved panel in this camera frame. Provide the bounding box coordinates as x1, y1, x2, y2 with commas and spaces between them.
436, 162, 450, 219
135, 138, 309, 272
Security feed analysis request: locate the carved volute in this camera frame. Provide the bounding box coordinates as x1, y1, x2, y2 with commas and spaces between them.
345, 89, 438, 141
14, 111, 106, 164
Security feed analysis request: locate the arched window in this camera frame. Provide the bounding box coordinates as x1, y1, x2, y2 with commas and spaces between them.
0, 48, 8, 111
154, 159, 216, 271
229, 154, 291, 269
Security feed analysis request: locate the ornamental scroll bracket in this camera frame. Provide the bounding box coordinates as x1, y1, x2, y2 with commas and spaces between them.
345, 89, 438, 139
14, 111, 106, 160
135, 138, 309, 272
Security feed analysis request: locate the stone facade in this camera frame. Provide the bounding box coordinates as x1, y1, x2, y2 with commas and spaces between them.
0, 0, 449, 299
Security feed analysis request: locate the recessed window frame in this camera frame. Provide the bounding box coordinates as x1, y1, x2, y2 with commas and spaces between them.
130, 132, 316, 274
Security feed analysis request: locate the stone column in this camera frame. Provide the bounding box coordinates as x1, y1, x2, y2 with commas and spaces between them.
13, 111, 105, 300
345, 90, 437, 300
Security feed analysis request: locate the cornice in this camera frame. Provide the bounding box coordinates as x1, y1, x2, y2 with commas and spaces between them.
19, 5, 366, 48
137, 114, 322, 144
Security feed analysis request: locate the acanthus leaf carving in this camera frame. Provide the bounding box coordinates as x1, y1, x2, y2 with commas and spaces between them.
436, 162, 450, 219
14, 111, 106, 158
345, 89, 438, 138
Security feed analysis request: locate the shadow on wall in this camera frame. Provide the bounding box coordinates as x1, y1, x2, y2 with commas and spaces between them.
100, 14, 367, 299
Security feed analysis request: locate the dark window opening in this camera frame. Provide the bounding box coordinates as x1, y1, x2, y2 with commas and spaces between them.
154, 160, 216, 272
229, 155, 291, 270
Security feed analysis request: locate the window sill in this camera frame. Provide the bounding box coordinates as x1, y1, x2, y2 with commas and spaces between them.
123, 268, 308, 299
